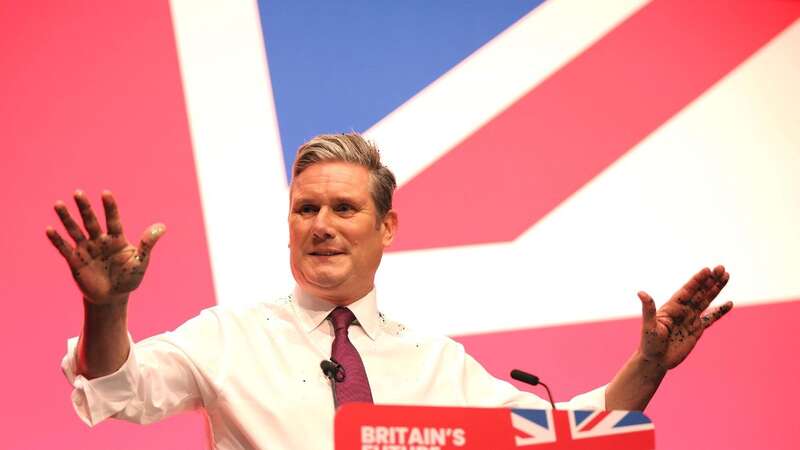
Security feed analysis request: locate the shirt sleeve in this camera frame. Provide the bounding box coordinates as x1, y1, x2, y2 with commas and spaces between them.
458, 343, 607, 410
61, 308, 224, 427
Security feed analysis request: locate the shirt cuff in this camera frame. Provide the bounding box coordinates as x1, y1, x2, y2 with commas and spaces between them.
61, 335, 139, 426
557, 384, 607, 411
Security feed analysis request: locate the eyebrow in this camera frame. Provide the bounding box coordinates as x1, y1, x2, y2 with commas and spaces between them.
291, 194, 364, 206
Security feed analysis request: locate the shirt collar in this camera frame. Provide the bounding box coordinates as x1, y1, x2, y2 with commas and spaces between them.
292, 286, 380, 341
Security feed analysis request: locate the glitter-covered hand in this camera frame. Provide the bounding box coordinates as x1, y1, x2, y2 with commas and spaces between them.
637, 265, 732, 370
46, 190, 165, 305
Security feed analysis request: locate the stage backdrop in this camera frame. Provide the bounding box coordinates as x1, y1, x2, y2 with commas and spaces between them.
1, 1, 798, 449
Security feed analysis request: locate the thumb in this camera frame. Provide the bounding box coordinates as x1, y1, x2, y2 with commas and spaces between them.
638, 291, 657, 332
137, 223, 166, 263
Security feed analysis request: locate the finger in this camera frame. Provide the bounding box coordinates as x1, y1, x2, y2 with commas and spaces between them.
45, 227, 76, 262
136, 223, 166, 263
687, 268, 717, 309
74, 190, 103, 239
54, 201, 87, 244
713, 267, 730, 290
672, 267, 712, 305
638, 291, 657, 331
102, 190, 124, 237
695, 268, 730, 311
701, 301, 733, 329
695, 280, 721, 311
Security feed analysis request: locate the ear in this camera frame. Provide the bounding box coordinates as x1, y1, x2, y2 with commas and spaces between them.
380, 210, 398, 247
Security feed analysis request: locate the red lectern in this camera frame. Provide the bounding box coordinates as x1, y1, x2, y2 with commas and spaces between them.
335, 404, 655, 449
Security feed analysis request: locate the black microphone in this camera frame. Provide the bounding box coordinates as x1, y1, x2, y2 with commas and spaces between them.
320, 359, 345, 408
511, 369, 556, 409
321, 359, 345, 382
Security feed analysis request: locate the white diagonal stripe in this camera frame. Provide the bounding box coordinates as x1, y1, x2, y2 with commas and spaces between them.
169, 0, 292, 306
379, 19, 800, 335
366, 0, 651, 187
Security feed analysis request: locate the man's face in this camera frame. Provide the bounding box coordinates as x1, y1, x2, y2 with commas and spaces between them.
289, 162, 397, 304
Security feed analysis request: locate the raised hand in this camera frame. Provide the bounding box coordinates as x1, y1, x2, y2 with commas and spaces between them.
46, 190, 165, 305
638, 265, 733, 370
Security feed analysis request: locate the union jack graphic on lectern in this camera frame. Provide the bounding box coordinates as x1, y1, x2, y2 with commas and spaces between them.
512, 409, 655, 448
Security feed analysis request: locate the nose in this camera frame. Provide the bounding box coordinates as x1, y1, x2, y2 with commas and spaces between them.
311, 207, 335, 241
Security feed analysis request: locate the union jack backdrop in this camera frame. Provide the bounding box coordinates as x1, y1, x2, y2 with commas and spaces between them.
1, 1, 798, 449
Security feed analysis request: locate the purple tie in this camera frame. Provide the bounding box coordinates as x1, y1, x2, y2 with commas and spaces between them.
329, 307, 373, 407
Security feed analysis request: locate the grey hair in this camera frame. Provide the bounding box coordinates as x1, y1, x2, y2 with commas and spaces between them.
292, 133, 397, 219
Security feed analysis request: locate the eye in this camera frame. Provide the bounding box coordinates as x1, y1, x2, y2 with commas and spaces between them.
296, 204, 318, 215
334, 203, 355, 214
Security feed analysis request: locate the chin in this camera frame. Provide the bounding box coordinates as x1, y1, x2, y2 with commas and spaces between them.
303, 271, 347, 290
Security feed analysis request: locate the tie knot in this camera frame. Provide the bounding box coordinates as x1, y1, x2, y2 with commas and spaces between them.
329, 307, 356, 332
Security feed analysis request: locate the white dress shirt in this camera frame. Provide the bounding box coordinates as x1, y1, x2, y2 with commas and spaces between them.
62, 288, 606, 450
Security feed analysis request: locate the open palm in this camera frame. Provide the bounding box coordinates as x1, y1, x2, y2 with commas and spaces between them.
46, 190, 165, 305
638, 266, 732, 370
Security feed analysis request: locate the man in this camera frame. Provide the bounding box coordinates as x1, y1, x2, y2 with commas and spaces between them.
48, 133, 732, 449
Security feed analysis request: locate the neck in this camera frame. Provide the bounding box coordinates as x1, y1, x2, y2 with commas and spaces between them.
299, 284, 374, 307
